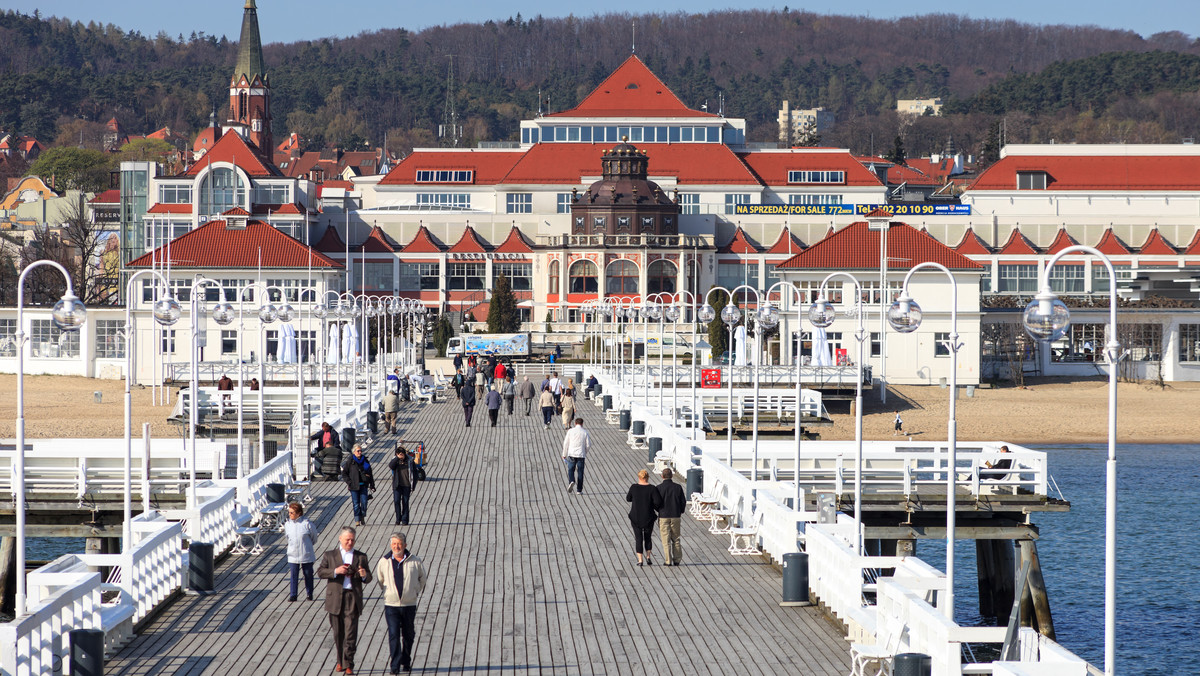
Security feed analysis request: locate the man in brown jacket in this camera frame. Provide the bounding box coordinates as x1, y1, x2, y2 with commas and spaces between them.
317, 527, 373, 674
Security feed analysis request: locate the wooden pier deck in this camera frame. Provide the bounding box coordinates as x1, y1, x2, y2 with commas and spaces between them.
106, 396, 851, 675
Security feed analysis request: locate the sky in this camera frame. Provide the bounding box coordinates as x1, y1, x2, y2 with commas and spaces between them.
7, 1, 1198, 44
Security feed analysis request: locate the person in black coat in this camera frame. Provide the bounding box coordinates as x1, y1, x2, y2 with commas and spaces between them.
626, 469, 663, 566
656, 468, 687, 566
341, 445, 375, 527
389, 445, 416, 526
310, 423, 341, 477
460, 379, 476, 427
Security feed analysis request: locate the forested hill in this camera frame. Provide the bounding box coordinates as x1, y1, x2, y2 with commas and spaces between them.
1, 8, 1198, 159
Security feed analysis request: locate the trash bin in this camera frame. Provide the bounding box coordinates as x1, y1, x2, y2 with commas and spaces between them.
781, 552, 810, 606
893, 653, 932, 676
631, 420, 645, 436
602, 395, 612, 412
686, 467, 703, 497
342, 427, 356, 453
594, 382, 603, 397
401, 378, 411, 402
575, 370, 584, 387
266, 482, 285, 504
367, 410, 379, 435
966, 385, 976, 398
69, 628, 105, 676
93, 391, 102, 404
189, 541, 215, 592
619, 409, 631, 431
647, 436, 661, 462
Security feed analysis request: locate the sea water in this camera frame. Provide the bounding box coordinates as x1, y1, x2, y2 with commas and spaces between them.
916, 443, 1200, 675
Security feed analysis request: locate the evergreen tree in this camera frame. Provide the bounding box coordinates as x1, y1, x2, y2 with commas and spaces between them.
884, 134, 907, 165
432, 314, 453, 357
486, 272, 520, 333
979, 121, 1002, 168
707, 289, 739, 363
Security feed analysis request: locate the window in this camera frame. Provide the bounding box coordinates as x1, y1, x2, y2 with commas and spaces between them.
716, 263, 759, 291
678, 193, 700, 215
415, 170, 473, 183
1180, 325, 1200, 363
557, 193, 573, 214
363, 261, 394, 292
569, 260, 598, 294
141, 278, 188, 302
253, 184, 290, 204
1093, 264, 1132, 293
606, 259, 639, 295
794, 280, 842, 304
266, 330, 279, 359
160, 329, 176, 354
506, 193, 532, 214
870, 332, 881, 357
788, 170, 846, 184
298, 330, 317, 362
789, 193, 843, 205
724, 193, 751, 215
493, 263, 532, 291
220, 279, 254, 302
861, 281, 902, 305
1017, 171, 1048, 190
1121, 323, 1162, 362
980, 268, 992, 293
222, 330, 238, 355
548, 260, 560, 295
448, 263, 485, 290
415, 193, 470, 209
30, 320, 80, 358
647, 260, 677, 295
1049, 265, 1085, 294
158, 184, 192, 204
998, 265, 1038, 293
934, 332, 950, 357
143, 220, 190, 247
0, 319, 16, 356
265, 278, 317, 303
95, 320, 124, 359
199, 167, 247, 216
398, 263, 440, 291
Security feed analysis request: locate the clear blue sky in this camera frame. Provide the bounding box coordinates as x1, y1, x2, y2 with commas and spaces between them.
11, 1, 1197, 44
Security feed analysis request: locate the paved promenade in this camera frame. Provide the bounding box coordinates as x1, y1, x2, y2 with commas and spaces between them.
107, 395, 850, 674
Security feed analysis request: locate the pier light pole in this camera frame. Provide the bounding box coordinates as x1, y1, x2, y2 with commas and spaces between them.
766, 282, 806, 512
1024, 246, 1122, 676
640, 300, 660, 408
887, 262, 962, 620
297, 288, 322, 475
13, 260, 87, 617
185, 278, 221, 506
808, 274, 867, 549
121, 271, 180, 540
752, 301, 781, 481
646, 294, 670, 414
259, 284, 291, 466
663, 300, 682, 418
318, 291, 339, 418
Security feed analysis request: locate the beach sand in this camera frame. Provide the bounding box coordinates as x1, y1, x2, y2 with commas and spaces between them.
1, 374, 1198, 444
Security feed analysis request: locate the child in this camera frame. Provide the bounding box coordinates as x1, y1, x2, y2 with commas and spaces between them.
283, 502, 318, 601
893, 411, 903, 436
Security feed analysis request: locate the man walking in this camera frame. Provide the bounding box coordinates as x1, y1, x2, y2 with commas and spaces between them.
341, 445, 374, 527
382, 387, 400, 434
656, 468, 687, 566
561, 417, 590, 494
485, 383, 502, 427
460, 378, 477, 427
474, 368, 486, 402
518, 375, 537, 416
502, 376, 516, 415
375, 533, 427, 674
548, 372, 563, 410
317, 527, 372, 674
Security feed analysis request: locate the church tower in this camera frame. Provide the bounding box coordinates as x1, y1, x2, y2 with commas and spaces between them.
228, 0, 271, 159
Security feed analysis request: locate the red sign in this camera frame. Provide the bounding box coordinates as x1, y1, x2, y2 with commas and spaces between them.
701, 368, 722, 389
836, 348, 848, 366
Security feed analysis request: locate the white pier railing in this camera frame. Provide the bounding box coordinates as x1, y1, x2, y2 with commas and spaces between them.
0, 567, 101, 675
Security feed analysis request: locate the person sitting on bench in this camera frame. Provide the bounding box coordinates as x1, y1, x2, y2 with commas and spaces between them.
984, 445, 1013, 481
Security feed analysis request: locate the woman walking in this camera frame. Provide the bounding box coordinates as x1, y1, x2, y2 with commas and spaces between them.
626, 469, 663, 566
389, 445, 416, 526
539, 385, 555, 429
452, 368, 464, 399
560, 388, 576, 430
341, 444, 375, 526
283, 502, 318, 601
502, 375, 516, 416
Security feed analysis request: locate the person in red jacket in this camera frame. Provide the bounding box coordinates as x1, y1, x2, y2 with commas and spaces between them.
494, 360, 507, 382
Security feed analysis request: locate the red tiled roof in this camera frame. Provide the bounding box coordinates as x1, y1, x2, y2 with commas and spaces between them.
905, 157, 958, 182
504, 142, 760, 186
1045, 229, 1079, 255
1183, 230, 1200, 256
968, 155, 1200, 191
765, 228, 804, 256
128, 220, 341, 269
855, 156, 937, 186
1094, 229, 1132, 256
313, 224, 345, 253
146, 203, 192, 214
193, 127, 219, 154
184, 130, 278, 177
776, 221, 983, 271
719, 227, 762, 254
379, 149, 522, 186
252, 203, 308, 215
545, 56, 715, 119
954, 228, 992, 255
401, 225, 446, 253
222, 207, 252, 217
997, 229, 1040, 255
1138, 228, 1177, 255
447, 226, 491, 253
741, 150, 884, 188
90, 189, 120, 204
494, 226, 535, 254
359, 225, 397, 253
864, 207, 892, 219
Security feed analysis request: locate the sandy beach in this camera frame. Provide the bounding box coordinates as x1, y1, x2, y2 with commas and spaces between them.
1, 374, 1198, 445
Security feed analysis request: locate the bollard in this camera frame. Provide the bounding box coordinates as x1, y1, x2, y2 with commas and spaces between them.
70, 629, 105, 676
366, 410, 379, 435
602, 395, 613, 412
266, 482, 285, 504
342, 427, 356, 453
647, 436, 662, 463
93, 391, 102, 404
686, 467, 703, 498
189, 541, 215, 593
619, 409, 631, 431
780, 552, 811, 606
893, 653, 932, 676
631, 419, 646, 436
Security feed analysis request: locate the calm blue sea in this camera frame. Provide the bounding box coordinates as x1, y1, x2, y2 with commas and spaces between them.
916, 443, 1200, 675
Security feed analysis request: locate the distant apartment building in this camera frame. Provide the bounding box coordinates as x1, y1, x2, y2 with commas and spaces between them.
777, 101, 834, 146
897, 98, 943, 116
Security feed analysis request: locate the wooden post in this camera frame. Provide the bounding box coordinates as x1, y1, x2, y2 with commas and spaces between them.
1019, 540, 1056, 639
0, 536, 14, 616
994, 540, 1016, 625
976, 540, 996, 619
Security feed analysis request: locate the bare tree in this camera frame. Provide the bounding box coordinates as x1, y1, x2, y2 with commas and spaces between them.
56, 194, 118, 305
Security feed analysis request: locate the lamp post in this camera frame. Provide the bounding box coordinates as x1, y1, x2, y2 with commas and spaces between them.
663, 301, 681, 417
641, 299, 661, 409
765, 283, 806, 511
257, 285, 286, 466
886, 261, 962, 620
699, 285, 741, 464
1023, 245, 1122, 676
808, 273, 867, 547
13, 260, 86, 617
185, 278, 222, 503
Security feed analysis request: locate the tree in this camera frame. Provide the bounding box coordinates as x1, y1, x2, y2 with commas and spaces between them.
56, 194, 117, 304
978, 121, 1002, 168
884, 134, 907, 165
118, 138, 175, 166
707, 288, 739, 363
486, 272, 521, 333
29, 147, 115, 193
432, 314, 453, 357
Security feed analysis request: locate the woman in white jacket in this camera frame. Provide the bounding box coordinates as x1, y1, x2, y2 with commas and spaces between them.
282, 502, 318, 601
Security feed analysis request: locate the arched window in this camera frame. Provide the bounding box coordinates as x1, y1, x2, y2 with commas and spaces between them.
569, 260, 598, 294
605, 259, 639, 294
199, 167, 247, 216
548, 260, 560, 295
647, 259, 677, 295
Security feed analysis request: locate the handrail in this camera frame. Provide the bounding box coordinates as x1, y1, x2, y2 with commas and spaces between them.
0, 568, 101, 674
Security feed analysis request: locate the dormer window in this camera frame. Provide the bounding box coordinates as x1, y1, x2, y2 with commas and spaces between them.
1017, 171, 1048, 190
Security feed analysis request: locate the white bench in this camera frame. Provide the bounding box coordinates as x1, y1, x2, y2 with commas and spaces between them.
728, 510, 764, 556
231, 508, 263, 555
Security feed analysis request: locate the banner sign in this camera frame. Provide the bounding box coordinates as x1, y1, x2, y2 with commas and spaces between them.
733, 203, 970, 216
700, 368, 722, 389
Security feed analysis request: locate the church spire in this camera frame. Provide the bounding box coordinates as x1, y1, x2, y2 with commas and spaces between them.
228, 0, 272, 160
233, 0, 266, 87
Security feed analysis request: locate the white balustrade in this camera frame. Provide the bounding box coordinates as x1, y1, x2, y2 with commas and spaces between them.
162, 482, 238, 555
0, 565, 101, 675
